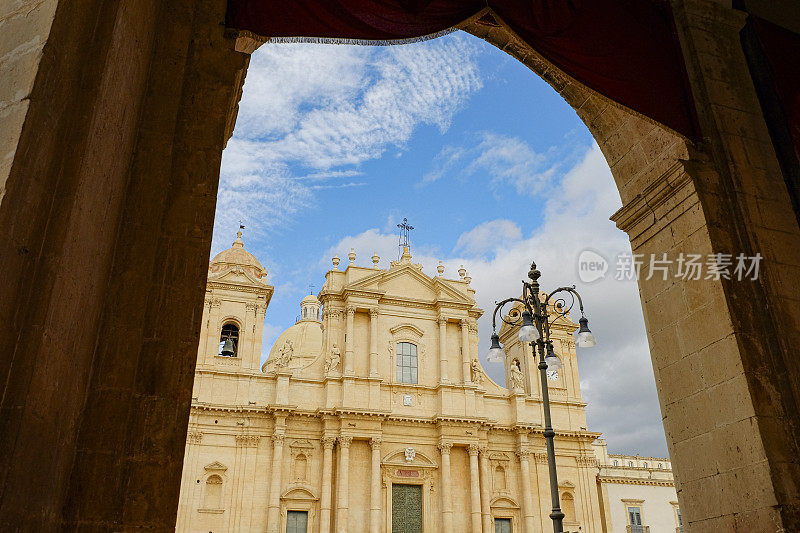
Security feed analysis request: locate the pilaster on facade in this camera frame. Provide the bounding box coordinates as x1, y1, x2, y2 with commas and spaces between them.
344, 306, 356, 376
438, 315, 449, 384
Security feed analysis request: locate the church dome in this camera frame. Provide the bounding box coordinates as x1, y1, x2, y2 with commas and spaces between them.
301, 294, 319, 305
209, 230, 267, 281
262, 293, 323, 372
262, 317, 323, 372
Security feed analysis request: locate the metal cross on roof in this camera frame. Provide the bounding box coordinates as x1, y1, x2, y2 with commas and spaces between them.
308, 283, 315, 295
397, 217, 414, 258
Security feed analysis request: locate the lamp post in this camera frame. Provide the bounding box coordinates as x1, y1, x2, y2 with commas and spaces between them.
487, 260, 596, 533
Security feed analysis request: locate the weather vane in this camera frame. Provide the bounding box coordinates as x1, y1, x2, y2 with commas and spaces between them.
308, 283, 315, 295
397, 217, 414, 258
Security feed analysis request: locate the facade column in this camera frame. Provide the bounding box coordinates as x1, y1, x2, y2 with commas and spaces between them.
461, 319, 471, 383
517, 449, 536, 533
266, 432, 285, 533
336, 436, 353, 533
345, 307, 355, 375
438, 316, 449, 383
370, 438, 382, 533
468, 444, 483, 533
478, 446, 492, 533
319, 437, 336, 533
438, 442, 454, 533
369, 309, 379, 377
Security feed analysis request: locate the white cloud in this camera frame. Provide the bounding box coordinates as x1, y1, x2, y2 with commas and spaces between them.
454, 219, 522, 255
419, 132, 563, 195
421, 145, 466, 185
213, 36, 483, 254
322, 143, 667, 456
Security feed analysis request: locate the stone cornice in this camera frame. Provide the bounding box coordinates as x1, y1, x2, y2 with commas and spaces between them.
207, 280, 273, 295
597, 475, 675, 488
610, 160, 693, 237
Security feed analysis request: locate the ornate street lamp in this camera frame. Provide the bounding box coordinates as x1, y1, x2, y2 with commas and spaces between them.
487, 260, 596, 533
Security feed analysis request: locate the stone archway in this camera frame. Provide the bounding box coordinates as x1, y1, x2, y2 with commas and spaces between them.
0, 0, 799, 531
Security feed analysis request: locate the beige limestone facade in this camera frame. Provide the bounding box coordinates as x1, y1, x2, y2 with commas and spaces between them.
594, 441, 681, 533
176, 234, 679, 533
4, 2, 800, 530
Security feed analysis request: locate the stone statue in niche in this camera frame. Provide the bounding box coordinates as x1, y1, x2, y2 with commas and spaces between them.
275, 339, 294, 367
404, 447, 416, 462
324, 343, 341, 374
510, 359, 524, 391
471, 358, 484, 384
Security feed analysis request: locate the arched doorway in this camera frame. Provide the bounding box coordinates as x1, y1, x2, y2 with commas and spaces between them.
0, 1, 798, 531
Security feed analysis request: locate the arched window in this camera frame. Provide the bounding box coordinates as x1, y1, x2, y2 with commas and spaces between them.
658, 463, 663, 469
643, 462, 648, 468
613, 460, 618, 466
203, 475, 223, 509
493, 465, 507, 491
219, 323, 239, 356
396, 342, 418, 384
629, 461, 634, 467
561, 492, 576, 523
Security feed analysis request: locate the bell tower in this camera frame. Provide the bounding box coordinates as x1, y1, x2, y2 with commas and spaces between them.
498, 299, 582, 400
197, 230, 274, 372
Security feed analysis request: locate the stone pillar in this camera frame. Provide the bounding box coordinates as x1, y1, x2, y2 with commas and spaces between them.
468, 444, 483, 533
478, 447, 492, 533
369, 309, 379, 377
438, 442, 454, 533
461, 319, 471, 383
336, 435, 353, 533
438, 316, 449, 383
517, 449, 536, 533
266, 432, 285, 533
345, 307, 355, 375
369, 438, 382, 533
319, 436, 336, 533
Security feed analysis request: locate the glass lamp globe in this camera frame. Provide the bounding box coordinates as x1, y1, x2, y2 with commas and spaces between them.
487, 333, 505, 363
575, 316, 597, 348
544, 343, 562, 370
544, 353, 562, 370
518, 310, 540, 343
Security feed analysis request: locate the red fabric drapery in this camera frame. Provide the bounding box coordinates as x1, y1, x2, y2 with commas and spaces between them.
225, 0, 700, 141
751, 17, 800, 164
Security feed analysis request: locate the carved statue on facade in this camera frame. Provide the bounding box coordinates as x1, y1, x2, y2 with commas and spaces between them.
324, 343, 341, 374
510, 359, 524, 390
471, 358, 484, 384
275, 339, 294, 367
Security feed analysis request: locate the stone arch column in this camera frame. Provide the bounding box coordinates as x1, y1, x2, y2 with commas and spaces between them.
2, 0, 800, 531
466, 3, 800, 529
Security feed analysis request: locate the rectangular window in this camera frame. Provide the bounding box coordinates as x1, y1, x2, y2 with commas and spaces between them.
396, 342, 418, 384
627, 506, 644, 532
286, 510, 308, 533
494, 517, 512, 533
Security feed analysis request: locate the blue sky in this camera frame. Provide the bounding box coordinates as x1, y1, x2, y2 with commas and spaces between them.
212, 32, 668, 458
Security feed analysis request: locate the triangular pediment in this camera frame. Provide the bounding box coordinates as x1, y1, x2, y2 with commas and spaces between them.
346, 264, 472, 305
204, 461, 228, 472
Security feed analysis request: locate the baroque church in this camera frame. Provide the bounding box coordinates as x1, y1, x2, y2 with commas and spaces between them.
176, 231, 679, 533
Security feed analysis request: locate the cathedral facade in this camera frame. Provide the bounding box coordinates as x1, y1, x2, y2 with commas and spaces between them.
176, 232, 677, 533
